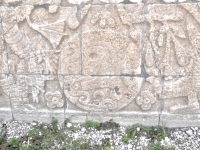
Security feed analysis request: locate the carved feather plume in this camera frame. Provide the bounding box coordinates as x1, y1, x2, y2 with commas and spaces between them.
27, 17, 66, 49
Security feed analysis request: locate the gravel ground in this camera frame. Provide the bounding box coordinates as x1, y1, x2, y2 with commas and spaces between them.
1, 120, 200, 150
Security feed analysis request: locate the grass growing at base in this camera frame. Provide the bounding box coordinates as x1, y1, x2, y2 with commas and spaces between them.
123, 124, 167, 141
0, 119, 174, 150
85, 120, 100, 129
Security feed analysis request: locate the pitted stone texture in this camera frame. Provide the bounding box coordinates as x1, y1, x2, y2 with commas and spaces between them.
82, 5, 128, 33
67, 111, 159, 126
58, 34, 80, 75
9, 74, 65, 122
2, 6, 79, 74
0, 9, 8, 74
0, 2, 200, 127
144, 4, 200, 77
162, 76, 200, 114
62, 76, 145, 112
82, 31, 141, 75
0, 74, 16, 121
142, 3, 200, 116
82, 4, 142, 75
160, 113, 200, 127
0, 74, 64, 112
0, 75, 13, 107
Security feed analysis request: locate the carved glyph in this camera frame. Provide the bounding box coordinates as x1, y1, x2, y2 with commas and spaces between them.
136, 91, 156, 110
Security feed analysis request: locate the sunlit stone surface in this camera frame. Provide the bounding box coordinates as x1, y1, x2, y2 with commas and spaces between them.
0, 0, 200, 127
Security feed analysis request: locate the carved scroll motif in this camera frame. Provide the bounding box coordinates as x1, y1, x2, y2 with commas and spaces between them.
63, 76, 143, 111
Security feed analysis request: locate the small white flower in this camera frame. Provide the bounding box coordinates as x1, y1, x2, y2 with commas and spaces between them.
67, 123, 72, 128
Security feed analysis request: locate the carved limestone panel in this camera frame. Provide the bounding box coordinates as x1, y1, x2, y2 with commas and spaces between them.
62, 76, 144, 111
141, 3, 200, 115
1, 5, 80, 74
82, 31, 141, 75
162, 76, 200, 114
144, 4, 200, 76
58, 34, 80, 75
0, 10, 8, 74
0, 74, 12, 108
82, 4, 142, 75
0, 74, 64, 111
1, 1, 200, 126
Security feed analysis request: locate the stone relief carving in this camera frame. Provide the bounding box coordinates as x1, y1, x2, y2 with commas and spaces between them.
161, 77, 200, 114
82, 5, 142, 75
136, 91, 156, 110
82, 31, 141, 75
62, 76, 143, 111
136, 76, 162, 111
58, 35, 80, 74
45, 91, 64, 108
0, 3, 200, 115
141, 4, 200, 114
0, 74, 64, 110
0, 5, 79, 110
1, 5, 79, 74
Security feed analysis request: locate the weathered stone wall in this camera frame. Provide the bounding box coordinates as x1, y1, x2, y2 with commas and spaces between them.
0, 0, 200, 127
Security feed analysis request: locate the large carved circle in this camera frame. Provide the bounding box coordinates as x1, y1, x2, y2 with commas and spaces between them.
58, 30, 143, 111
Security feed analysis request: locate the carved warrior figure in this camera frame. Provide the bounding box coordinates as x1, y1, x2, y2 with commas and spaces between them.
0, 5, 75, 108
144, 5, 200, 113
0, 5, 72, 74
118, 4, 200, 113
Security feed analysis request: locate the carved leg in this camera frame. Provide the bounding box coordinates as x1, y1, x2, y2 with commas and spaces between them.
32, 87, 39, 103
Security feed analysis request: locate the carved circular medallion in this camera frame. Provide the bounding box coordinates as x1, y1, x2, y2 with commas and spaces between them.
58, 30, 143, 111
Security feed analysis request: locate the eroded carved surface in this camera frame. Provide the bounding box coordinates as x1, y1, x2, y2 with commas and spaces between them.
0, 2, 200, 125
142, 4, 200, 78
0, 74, 64, 111
142, 4, 200, 114
1, 6, 79, 74
82, 31, 141, 75
62, 76, 144, 111
82, 4, 142, 75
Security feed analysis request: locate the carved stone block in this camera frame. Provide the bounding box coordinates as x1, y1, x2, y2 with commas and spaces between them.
1, 5, 80, 74
82, 4, 142, 75
144, 3, 200, 77
0, 74, 65, 115
0, 14, 8, 74
0, 1, 200, 127
62, 76, 148, 111
0, 74, 16, 121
